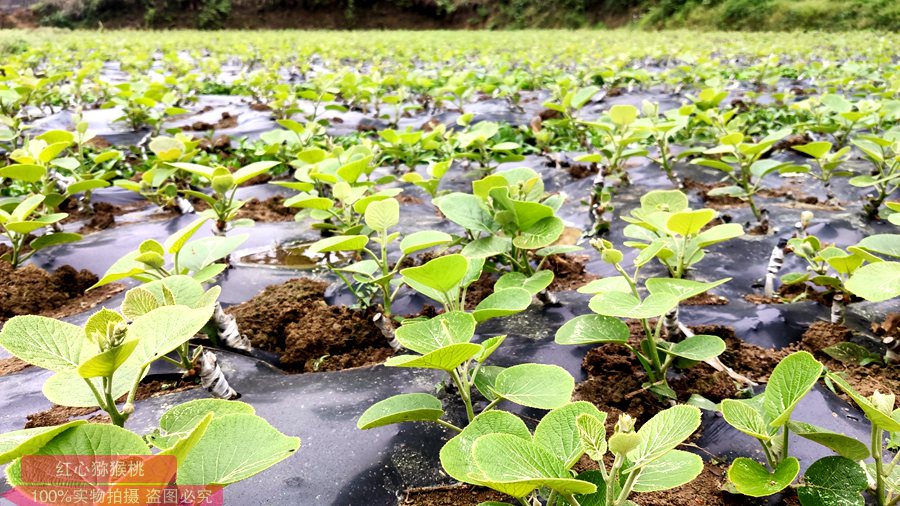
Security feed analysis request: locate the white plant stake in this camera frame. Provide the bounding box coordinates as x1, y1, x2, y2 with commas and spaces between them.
194, 349, 240, 400
764, 238, 787, 297
212, 302, 252, 351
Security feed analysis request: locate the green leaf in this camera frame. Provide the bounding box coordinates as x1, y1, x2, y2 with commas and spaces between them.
695, 223, 744, 247
127, 305, 215, 367
788, 422, 870, 461
588, 292, 679, 319
554, 314, 630, 345
666, 334, 726, 361
640, 190, 689, 213
846, 262, 900, 302
666, 209, 716, 236
395, 311, 476, 355
0, 316, 86, 372
533, 402, 606, 468
797, 456, 866, 506
473, 365, 504, 401
495, 271, 554, 296
177, 414, 299, 485
233, 161, 279, 185
721, 399, 772, 440
440, 410, 530, 485
492, 364, 574, 409
142, 275, 207, 307
357, 393, 444, 430
856, 234, 900, 259
513, 216, 564, 250
179, 234, 248, 273
29, 232, 82, 252
6, 424, 150, 486
385, 343, 482, 371
609, 104, 638, 126
77, 339, 139, 378
645, 277, 730, 302
576, 414, 607, 461
149, 399, 256, 449
577, 276, 631, 294
473, 288, 532, 323
764, 351, 823, 427
471, 434, 596, 498
401, 254, 468, 304
727, 457, 799, 497
794, 141, 833, 159
306, 234, 369, 254
632, 449, 703, 492
284, 194, 334, 210
164, 216, 209, 254
437, 193, 494, 233
822, 342, 883, 366
0, 421, 87, 465
399, 230, 452, 255
826, 373, 900, 432
462, 236, 513, 259
475, 335, 506, 363
0, 164, 46, 182
628, 405, 700, 469
364, 197, 399, 233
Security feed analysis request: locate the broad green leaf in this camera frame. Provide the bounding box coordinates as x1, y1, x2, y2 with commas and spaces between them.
632, 449, 703, 492
6, 424, 150, 486
492, 364, 574, 409
283, 194, 333, 210
179, 234, 248, 273
127, 305, 215, 367
666, 209, 716, 236
401, 254, 468, 304
177, 414, 299, 485
437, 193, 494, 233
495, 271, 554, 295
533, 402, 605, 468
666, 334, 726, 361
645, 277, 730, 302
0, 316, 85, 372
164, 216, 209, 254
364, 197, 399, 233
357, 393, 444, 430
440, 411, 530, 485
628, 405, 700, 469
512, 216, 564, 250
797, 456, 866, 506
159, 413, 213, 467
576, 414, 607, 461
471, 434, 596, 497
0, 164, 45, 183
577, 276, 631, 294
306, 235, 369, 254
609, 104, 638, 126
142, 275, 207, 307
473, 365, 504, 401
640, 190, 689, 213
721, 399, 772, 440
788, 422, 870, 461
695, 223, 744, 247
462, 236, 513, 259
42, 366, 139, 408
727, 457, 799, 497
30, 232, 82, 252
856, 234, 900, 259
764, 351, 823, 427
475, 335, 506, 363
794, 141, 833, 159
385, 343, 482, 371
822, 342, 883, 366
826, 373, 900, 432
149, 399, 256, 449
394, 311, 476, 355
399, 230, 452, 255
846, 262, 900, 302
554, 314, 629, 345
588, 292, 679, 319
233, 161, 279, 185
0, 421, 87, 465
473, 288, 532, 323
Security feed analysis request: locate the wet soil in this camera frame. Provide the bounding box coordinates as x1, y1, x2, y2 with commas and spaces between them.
23, 379, 197, 428
0, 260, 124, 326
226, 278, 394, 372
193, 196, 296, 223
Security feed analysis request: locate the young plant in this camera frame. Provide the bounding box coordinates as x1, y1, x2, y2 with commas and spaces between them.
792, 141, 852, 204
578, 104, 650, 184
720, 352, 871, 498
825, 373, 900, 506
692, 128, 804, 222
104, 81, 188, 134
90, 216, 251, 356
376, 126, 448, 173
0, 399, 298, 496
850, 132, 900, 219
169, 160, 279, 235
436, 167, 574, 285
541, 83, 600, 148
357, 310, 574, 429
114, 134, 200, 213
0, 279, 217, 427
0, 194, 81, 268
399, 160, 451, 198
438, 402, 702, 506
622, 189, 744, 279
636, 100, 690, 185
452, 116, 524, 172
555, 238, 729, 399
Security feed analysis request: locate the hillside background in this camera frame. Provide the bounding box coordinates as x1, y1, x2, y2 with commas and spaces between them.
2, 0, 899, 31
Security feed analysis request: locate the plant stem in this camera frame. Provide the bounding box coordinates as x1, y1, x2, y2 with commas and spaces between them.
83, 378, 109, 413
562, 493, 581, 506
874, 424, 886, 506
615, 468, 641, 506
433, 419, 462, 433
450, 369, 475, 423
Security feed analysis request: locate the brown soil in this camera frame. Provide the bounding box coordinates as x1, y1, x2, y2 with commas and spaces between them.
635, 462, 771, 505
187, 111, 238, 131
59, 199, 152, 234
193, 196, 296, 223
0, 260, 124, 326
396, 194, 425, 205
0, 357, 31, 376
871, 313, 900, 340
545, 253, 598, 292
682, 292, 729, 305
226, 278, 394, 372
23, 379, 197, 429
402, 484, 509, 505
744, 282, 838, 306
463, 271, 496, 310
683, 178, 798, 210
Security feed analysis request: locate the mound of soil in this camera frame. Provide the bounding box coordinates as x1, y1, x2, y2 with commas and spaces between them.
545, 253, 598, 292
193, 196, 296, 223
226, 278, 394, 372
59, 199, 153, 234
403, 484, 508, 506
0, 260, 122, 326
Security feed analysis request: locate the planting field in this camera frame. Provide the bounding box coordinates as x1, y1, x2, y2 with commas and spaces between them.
0, 29, 898, 506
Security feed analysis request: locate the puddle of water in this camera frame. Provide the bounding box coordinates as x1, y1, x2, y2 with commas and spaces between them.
233, 240, 323, 269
